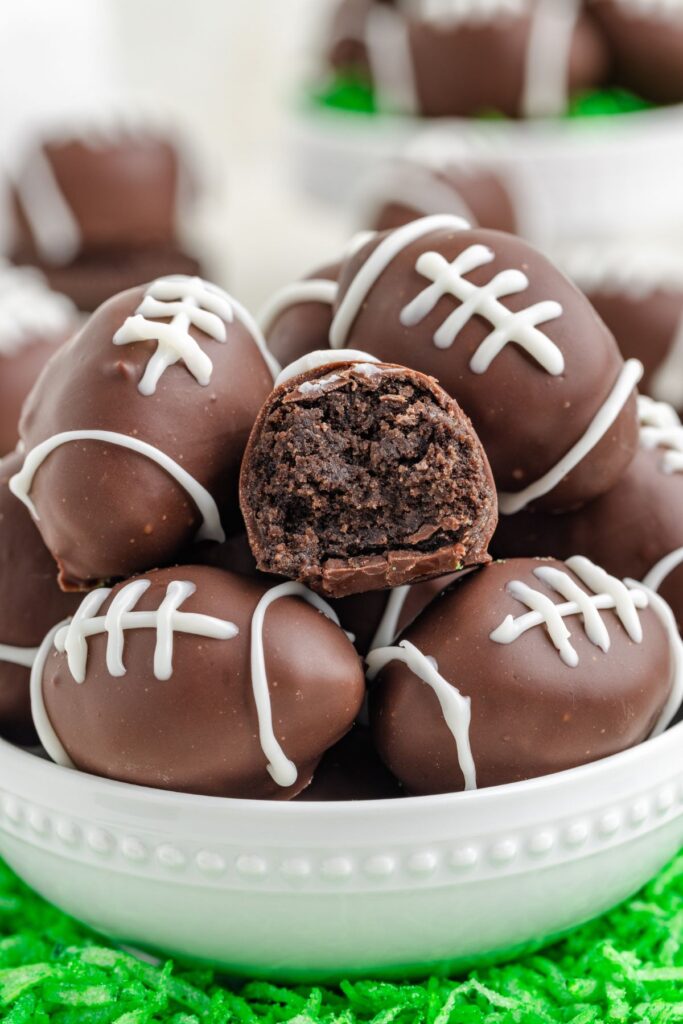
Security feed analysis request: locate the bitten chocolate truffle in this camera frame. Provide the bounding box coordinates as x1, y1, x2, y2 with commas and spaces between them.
12, 275, 277, 590
10, 130, 202, 311
562, 241, 683, 411
0, 264, 77, 455
591, 0, 683, 105
369, 556, 682, 795
0, 453, 81, 743
360, 158, 519, 236
325, 0, 608, 118
32, 566, 365, 799
240, 352, 497, 598
331, 215, 642, 513
493, 397, 683, 632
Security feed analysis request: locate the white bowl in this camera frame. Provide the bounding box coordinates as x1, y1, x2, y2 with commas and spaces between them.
0, 727, 681, 982
288, 103, 683, 247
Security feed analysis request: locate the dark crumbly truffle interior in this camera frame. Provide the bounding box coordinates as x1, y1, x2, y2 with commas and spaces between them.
245, 368, 491, 579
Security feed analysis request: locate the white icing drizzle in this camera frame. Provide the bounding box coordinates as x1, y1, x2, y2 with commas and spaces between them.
522, 0, 582, 118
31, 623, 75, 769
366, 639, 476, 790
0, 264, 75, 357
399, 244, 564, 372
356, 161, 477, 229
258, 280, 338, 336
275, 349, 380, 388
113, 276, 236, 396
626, 580, 683, 737
330, 214, 470, 349
9, 430, 226, 544
643, 548, 683, 595
53, 580, 238, 683
14, 145, 81, 265
499, 358, 644, 515
368, 585, 411, 652
365, 4, 419, 115
490, 556, 648, 667
0, 643, 39, 668
638, 395, 683, 473
250, 581, 342, 788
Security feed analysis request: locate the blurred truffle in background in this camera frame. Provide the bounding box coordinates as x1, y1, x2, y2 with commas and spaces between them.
8, 127, 205, 311
0, 263, 77, 455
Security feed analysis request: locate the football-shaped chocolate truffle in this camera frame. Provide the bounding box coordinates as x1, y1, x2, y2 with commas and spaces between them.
10, 130, 202, 311
359, 158, 519, 236
32, 566, 365, 798
240, 351, 497, 598
562, 241, 683, 411
331, 215, 642, 513
325, 0, 608, 118
0, 454, 81, 743
297, 725, 403, 800
260, 262, 339, 369
493, 396, 683, 632
0, 264, 77, 455
369, 556, 682, 794
12, 275, 277, 590
591, 0, 683, 105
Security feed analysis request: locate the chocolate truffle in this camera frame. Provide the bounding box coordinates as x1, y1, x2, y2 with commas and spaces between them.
32, 565, 365, 799
12, 275, 277, 590
359, 158, 519, 236
260, 262, 339, 369
0, 264, 77, 455
10, 130, 202, 311
562, 241, 683, 411
493, 396, 683, 632
0, 453, 81, 743
591, 0, 683, 105
298, 725, 403, 800
369, 556, 682, 794
331, 215, 642, 513
325, 0, 608, 118
240, 351, 497, 598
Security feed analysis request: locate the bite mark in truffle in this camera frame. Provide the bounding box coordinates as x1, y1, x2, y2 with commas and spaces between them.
240, 359, 497, 598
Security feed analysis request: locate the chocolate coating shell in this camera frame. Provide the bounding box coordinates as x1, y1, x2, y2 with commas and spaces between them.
335, 225, 639, 511
265, 263, 339, 369
493, 446, 683, 632
371, 558, 673, 794
0, 454, 81, 742
240, 360, 497, 598
591, 0, 683, 105
297, 725, 403, 801
18, 282, 274, 589
39, 566, 365, 799
0, 331, 70, 455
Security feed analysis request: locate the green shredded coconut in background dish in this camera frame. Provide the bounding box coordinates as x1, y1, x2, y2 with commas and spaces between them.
0, 850, 682, 1022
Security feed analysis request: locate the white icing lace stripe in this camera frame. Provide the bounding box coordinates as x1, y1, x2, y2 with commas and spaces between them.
53, 580, 239, 684
250, 582, 342, 788
330, 214, 470, 349
498, 359, 643, 514
275, 349, 380, 388
490, 556, 648, 666
9, 430, 226, 544
0, 642, 39, 668
31, 623, 75, 769
522, 0, 581, 117
259, 279, 338, 335
366, 639, 476, 791
400, 245, 564, 372
368, 585, 411, 652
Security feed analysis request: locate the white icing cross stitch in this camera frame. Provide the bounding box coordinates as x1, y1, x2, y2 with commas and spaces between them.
489, 556, 649, 667
113, 275, 235, 396
637, 395, 683, 474
55, 579, 239, 683
399, 244, 564, 374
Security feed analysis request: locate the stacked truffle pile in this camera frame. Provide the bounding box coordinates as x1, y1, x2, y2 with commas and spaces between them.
9, 127, 204, 312
320, 0, 683, 118
5, 216, 682, 802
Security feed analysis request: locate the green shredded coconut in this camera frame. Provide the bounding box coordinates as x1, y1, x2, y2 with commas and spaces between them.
0, 850, 681, 1022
